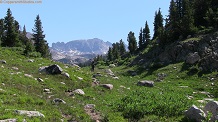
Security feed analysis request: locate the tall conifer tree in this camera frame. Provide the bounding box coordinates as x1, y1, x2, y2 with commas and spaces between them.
153, 9, 164, 39
144, 21, 151, 46
127, 31, 137, 54
2, 8, 20, 47
138, 28, 143, 50
32, 15, 50, 58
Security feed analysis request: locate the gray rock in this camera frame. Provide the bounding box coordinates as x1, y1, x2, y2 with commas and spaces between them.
46, 64, 63, 75
53, 98, 66, 104
37, 78, 44, 82
203, 101, 218, 122
0, 119, 17, 122
77, 77, 83, 81
27, 59, 34, 62
112, 76, 119, 80
186, 52, 200, 64
0, 60, 6, 64
24, 74, 33, 78
185, 105, 206, 122
43, 89, 50, 92
11, 67, 19, 71
73, 89, 85, 95
15, 110, 45, 118
101, 84, 113, 90
109, 64, 116, 68
39, 64, 63, 75
105, 69, 113, 74
137, 80, 154, 87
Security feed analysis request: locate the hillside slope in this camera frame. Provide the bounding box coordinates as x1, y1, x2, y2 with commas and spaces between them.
0, 46, 217, 122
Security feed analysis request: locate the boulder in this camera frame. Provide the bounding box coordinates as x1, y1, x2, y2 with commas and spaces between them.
39, 64, 63, 75
11, 67, 19, 71
46, 64, 63, 74
27, 59, 34, 62
203, 101, 218, 122
186, 52, 201, 64
0, 119, 17, 122
24, 74, 33, 78
43, 88, 50, 93
73, 89, 85, 95
185, 105, 206, 122
15, 110, 45, 117
0, 60, 6, 64
37, 77, 44, 82
101, 84, 113, 90
53, 98, 66, 104
112, 76, 119, 80
77, 77, 83, 81
137, 80, 154, 87
109, 64, 116, 68
105, 69, 113, 74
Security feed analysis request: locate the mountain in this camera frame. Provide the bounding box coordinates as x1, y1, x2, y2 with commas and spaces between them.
50, 38, 112, 64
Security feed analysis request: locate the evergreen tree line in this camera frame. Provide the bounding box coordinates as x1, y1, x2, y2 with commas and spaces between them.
0, 8, 50, 58
106, 0, 218, 62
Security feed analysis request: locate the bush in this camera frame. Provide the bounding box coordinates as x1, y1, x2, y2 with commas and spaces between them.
115, 89, 192, 121
27, 51, 41, 58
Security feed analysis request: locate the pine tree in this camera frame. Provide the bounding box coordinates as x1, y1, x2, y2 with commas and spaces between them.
193, 0, 210, 27
138, 28, 143, 50
205, 8, 218, 28
22, 25, 27, 37
0, 19, 4, 46
181, 0, 196, 37
127, 31, 137, 54
167, 0, 180, 41
153, 9, 164, 39
2, 8, 20, 47
14, 20, 20, 33
112, 42, 120, 60
107, 47, 113, 61
22, 25, 34, 56
32, 15, 50, 58
144, 21, 151, 46
119, 39, 126, 56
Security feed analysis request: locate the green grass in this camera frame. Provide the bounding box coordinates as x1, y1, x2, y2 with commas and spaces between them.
0, 47, 217, 121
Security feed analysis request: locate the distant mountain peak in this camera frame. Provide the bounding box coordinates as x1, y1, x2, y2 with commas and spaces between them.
50, 38, 112, 64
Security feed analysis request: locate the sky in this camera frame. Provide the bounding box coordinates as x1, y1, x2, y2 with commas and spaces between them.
0, 0, 171, 46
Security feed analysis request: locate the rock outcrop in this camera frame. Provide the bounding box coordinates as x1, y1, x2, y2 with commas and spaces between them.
131, 31, 218, 72
185, 105, 206, 122
15, 110, 45, 117
39, 64, 63, 75
137, 80, 154, 87
185, 100, 218, 122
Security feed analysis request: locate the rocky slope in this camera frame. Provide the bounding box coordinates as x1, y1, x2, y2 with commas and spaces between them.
132, 31, 218, 72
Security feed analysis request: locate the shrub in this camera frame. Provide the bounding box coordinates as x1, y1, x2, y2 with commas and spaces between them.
115, 89, 192, 121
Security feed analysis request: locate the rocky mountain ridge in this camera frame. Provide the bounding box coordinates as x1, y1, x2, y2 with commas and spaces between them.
50, 38, 112, 64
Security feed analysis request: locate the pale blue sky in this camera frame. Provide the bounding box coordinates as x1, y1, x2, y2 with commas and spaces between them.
0, 0, 171, 46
